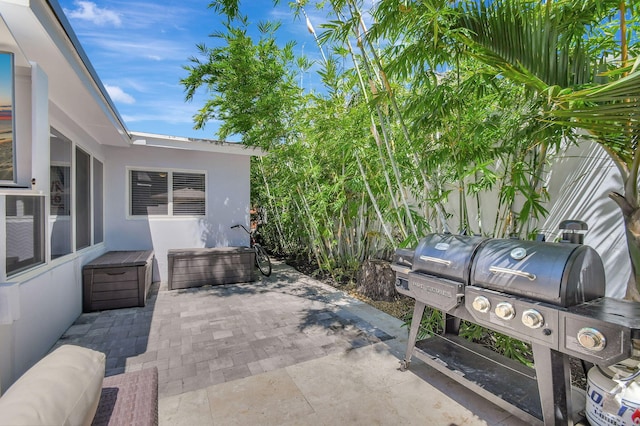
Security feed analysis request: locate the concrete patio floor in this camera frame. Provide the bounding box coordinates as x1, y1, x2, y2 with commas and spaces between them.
55, 261, 533, 425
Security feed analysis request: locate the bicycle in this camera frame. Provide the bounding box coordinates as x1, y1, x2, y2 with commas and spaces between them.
231, 224, 272, 277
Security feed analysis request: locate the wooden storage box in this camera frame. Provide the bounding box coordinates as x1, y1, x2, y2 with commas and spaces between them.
83, 250, 154, 312
167, 247, 255, 290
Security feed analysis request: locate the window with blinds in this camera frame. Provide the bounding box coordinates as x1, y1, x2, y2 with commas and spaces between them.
130, 170, 205, 216
173, 172, 206, 216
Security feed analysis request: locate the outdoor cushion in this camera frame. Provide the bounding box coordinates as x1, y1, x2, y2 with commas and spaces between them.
0, 345, 105, 426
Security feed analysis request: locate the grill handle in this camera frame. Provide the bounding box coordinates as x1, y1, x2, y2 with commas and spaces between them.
489, 266, 537, 281
419, 255, 452, 266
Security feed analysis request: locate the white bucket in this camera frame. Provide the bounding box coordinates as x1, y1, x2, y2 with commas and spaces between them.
586, 365, 640, 425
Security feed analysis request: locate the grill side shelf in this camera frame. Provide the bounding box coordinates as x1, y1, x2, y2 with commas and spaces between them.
414, 334, 543, 425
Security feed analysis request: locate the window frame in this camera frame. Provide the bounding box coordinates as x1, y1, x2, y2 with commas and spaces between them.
127, 167, 207, 218
48, 126, 105, 262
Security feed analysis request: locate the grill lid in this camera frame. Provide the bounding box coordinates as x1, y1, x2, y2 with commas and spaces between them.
393, 248, 415, 269
412, 234, 487, 283
471, 239, 605, 307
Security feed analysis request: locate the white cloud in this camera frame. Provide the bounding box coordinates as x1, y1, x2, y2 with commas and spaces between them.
121, 105, 194, 125
105, 84, 135, 104
65, 1, 122, 27
79, 34, 185, 62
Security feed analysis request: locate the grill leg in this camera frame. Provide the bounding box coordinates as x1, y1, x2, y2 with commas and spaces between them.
444, 313, 461, 335
531, 343, 573, 426
401, 301, 426, 371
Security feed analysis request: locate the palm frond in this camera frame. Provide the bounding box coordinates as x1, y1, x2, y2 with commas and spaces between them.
456, 0, 601, 89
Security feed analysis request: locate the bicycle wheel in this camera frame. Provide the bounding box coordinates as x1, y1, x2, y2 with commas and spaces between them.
254, 244, 272, 277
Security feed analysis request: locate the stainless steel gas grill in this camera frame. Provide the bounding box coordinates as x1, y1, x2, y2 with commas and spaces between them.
392, 233, 640, 426
392, 234, 486, 310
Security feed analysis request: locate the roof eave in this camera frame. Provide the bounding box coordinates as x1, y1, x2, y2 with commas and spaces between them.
129, 131, 267, 157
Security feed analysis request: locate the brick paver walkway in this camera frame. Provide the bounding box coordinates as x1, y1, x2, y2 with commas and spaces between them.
54, 262, 392, 398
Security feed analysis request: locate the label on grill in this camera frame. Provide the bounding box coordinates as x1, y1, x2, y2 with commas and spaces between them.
510, 247, 527, 260
434, 243, 449, 251
408, 272, 463, 312
412, 281, 453, 298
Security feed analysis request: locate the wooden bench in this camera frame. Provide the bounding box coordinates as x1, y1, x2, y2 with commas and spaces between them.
167, 247, 255, 290
83, 250, 154, 312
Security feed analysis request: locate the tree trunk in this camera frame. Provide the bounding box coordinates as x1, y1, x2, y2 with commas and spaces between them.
356, 259, 396, 302
609, 191, 640, 301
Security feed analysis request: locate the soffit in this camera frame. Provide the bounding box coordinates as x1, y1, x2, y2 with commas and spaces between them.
129, 131, 267, 157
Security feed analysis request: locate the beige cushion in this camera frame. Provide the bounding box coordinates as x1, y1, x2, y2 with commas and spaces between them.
0, 345, 105, 426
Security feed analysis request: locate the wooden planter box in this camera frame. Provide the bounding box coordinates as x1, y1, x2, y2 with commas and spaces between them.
167, 247, 255, 290
83, 250, 154, 312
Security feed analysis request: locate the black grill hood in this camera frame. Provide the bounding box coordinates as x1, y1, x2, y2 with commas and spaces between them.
412, 234, 487, 284
471, 239, 605, 307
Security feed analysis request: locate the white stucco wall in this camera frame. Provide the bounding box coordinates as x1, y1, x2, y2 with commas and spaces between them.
104, 145, 252, 283
0, 61, 110, 391
541, 141, 629, 298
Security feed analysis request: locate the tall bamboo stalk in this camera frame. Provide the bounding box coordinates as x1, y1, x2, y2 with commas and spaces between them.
297, 1, 405, 246
355, 151, 396, 245
292, 196, 323, 268
257, 157, 287, 248
348, 0, 450, 233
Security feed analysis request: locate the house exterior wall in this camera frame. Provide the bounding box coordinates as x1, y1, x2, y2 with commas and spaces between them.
0, 60, 110, 392
0, 251, 100, 391
0, 58, 254, 392
0, 0, 259, 394
540, 141, 629, 299
104, 145, 251, 283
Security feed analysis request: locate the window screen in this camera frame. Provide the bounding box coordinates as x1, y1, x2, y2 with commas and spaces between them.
6, 195, 45, 276
173, 172, 206, 216
93, 158, 104, 243
130, 170, 205, 216
50, 165, 71, 216
130, 170, 169, 215
76, 148, 91, 249
50, 128, 72, 258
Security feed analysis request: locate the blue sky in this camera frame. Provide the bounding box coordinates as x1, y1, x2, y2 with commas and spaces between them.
57, 0, 329, 140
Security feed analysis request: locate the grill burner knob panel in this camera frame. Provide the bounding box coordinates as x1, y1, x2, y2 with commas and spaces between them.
465, 287, 559, 347
472, 296, 491, 313
577, 327, 606, 352
495, 302, 516, 320
521, 309, 544, 329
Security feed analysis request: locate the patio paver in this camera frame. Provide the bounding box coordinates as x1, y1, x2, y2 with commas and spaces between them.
54, 261, 536, 425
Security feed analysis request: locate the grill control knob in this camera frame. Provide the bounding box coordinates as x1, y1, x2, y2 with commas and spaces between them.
521, 309, 544, 329
472, 296, 491, 313
495, 302, 516, 320
577, 328, 606, 352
